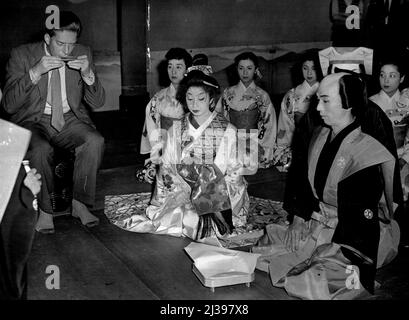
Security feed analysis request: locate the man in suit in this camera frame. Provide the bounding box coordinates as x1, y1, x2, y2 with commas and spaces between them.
1, 11, 105, 233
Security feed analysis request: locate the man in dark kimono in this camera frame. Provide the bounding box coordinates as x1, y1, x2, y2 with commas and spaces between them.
255, 72, 397, 299
284, 60, 406, 248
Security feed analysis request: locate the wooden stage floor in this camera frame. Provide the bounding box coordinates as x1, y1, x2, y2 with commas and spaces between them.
27, 166, 292, 300
27, 165, 409, 300
26, 112, 409, 300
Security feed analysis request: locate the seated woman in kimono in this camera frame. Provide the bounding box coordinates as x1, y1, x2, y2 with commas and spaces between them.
136, 48, 192, 183
130, 70, 257, 239
275, 50, 323, 168
369, 60, 409, 199
253, 72, 398, 300
215, 52, 277, 168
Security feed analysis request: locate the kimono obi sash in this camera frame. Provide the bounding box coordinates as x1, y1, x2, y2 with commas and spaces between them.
160, 115, 180, 131
228, 108, 259, 130
176, 163, 231, 215
393, 124, 407, 148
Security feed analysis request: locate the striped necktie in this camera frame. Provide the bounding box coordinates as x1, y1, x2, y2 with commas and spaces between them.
47, 69, 65, 132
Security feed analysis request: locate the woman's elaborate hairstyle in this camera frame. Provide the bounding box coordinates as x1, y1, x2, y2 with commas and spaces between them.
176, 70, 220, 112
338, 73, 367, 119
234, 51, 259, 69
165, 47, 193, 68
46, 11, 82, 37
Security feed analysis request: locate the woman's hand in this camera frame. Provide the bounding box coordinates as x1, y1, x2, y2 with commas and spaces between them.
225, 169, 241, 184
284, 215, 309, 252
225, 164, 242, 183
23, 168, 42, 197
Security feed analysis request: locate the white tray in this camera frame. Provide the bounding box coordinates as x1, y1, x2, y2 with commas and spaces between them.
192, 264, 254, 292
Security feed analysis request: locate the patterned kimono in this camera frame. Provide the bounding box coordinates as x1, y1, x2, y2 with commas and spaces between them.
275, 81, 319, 166
216, 81, 277, 168
253, 124, 398, 300
137, 85, 185, 183
140, 84, 185, 157
130, 112, 256, 239
370, 89, 409, 198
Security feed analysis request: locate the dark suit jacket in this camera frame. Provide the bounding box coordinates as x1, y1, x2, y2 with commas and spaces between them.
0, 42, 105, 127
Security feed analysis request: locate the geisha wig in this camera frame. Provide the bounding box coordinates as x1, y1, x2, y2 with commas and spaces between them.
177, 70, 220, 111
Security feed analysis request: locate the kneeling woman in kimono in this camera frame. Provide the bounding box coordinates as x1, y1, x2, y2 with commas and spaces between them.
142, 70, 257, 239
253, 72, 398, 299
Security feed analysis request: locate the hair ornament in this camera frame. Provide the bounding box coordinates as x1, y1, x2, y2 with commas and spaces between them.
202, 80, 219, 89
186, 65, 214, 76
255, 69, 263, 79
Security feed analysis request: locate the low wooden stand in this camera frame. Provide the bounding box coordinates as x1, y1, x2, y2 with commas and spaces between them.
192, 264, 254, 292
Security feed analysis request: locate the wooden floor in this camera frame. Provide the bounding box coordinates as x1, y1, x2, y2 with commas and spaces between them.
26, 110, 409, 300
28, 166, 292, 300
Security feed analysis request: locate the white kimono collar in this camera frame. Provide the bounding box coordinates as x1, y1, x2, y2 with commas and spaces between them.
168, 83, 177, 97
300, 80, 319, 92
380, 89, 400, 102
238, 80, 256, 93
187, 111, 217, 139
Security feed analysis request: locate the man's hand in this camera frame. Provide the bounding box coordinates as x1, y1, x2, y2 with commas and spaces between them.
23, 168, 42, 197
67, 55, 90, 76
284, 215, 309, 252
31, 56, 64, 78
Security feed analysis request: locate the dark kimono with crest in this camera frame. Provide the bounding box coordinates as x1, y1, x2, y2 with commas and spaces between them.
254, 123, 397, 299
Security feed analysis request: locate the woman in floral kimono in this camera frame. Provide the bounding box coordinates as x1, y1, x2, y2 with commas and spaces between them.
274, 51, 323, 168
216, 52, 277, 168
129, 70, 257, 239
253, 73, 398, 300
136, 48, 192, 183
369, 60, 409, 198
369, 60, 409, 249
